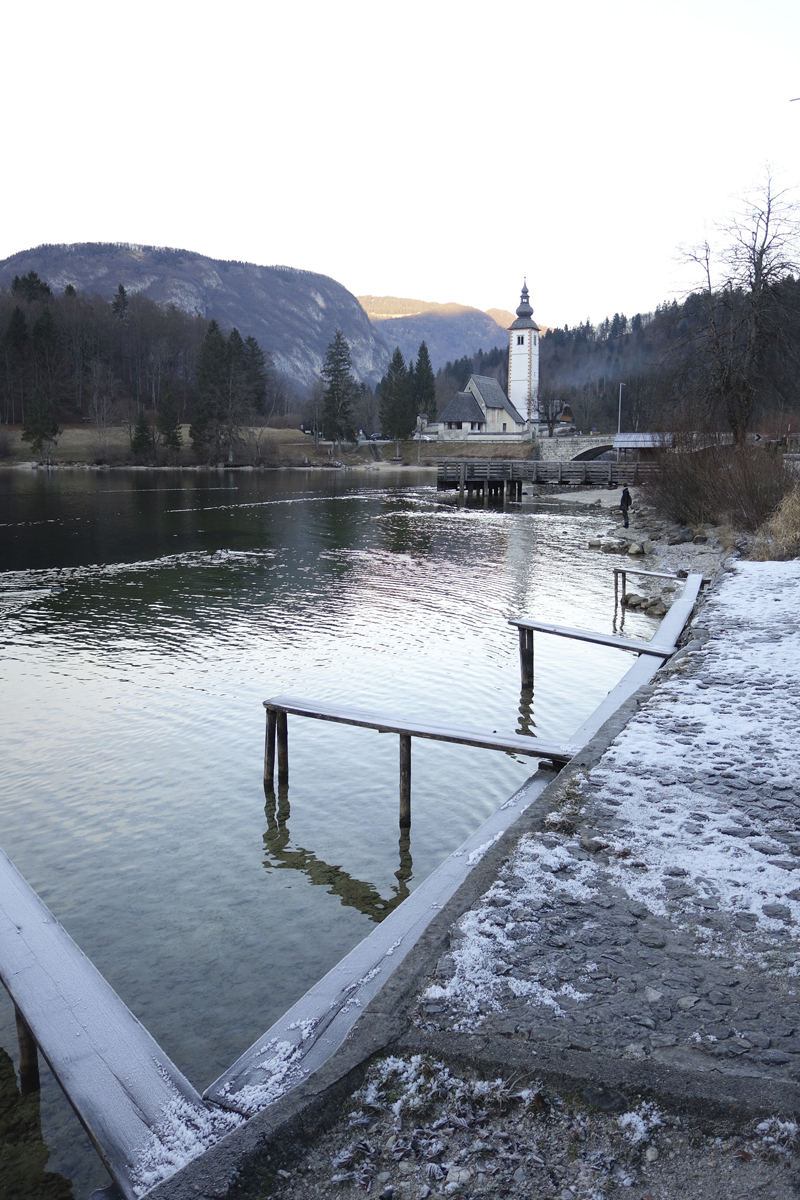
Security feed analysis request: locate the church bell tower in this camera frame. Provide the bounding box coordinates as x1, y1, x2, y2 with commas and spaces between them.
507, 281, 540, 421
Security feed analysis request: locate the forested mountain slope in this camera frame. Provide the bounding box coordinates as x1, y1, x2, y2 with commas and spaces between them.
0, 244, 389, 390
359, 295, 510, 370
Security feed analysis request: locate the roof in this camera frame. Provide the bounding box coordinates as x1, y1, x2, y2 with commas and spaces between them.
467, 375, 527, 426
613, 433, 674, 449
438, 391, 485, 424
509, 282, 539, 332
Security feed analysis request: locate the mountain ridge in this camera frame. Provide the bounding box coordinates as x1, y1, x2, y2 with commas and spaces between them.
0, 242, 390, 392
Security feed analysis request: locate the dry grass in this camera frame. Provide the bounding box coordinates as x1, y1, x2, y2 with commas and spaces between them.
643, 444, 794, 532
750, 486, 800, 560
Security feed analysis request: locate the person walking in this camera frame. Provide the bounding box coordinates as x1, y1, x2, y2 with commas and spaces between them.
620, 486, 632, 529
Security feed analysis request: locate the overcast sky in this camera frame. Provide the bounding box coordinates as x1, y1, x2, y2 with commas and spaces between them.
2, 0, 799, 327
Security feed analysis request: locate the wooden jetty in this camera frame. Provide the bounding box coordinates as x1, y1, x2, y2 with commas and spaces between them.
510, 572, 704, 689
437, 457, 657, 497
263, 695, 576, 828
0, 847, 222, 1200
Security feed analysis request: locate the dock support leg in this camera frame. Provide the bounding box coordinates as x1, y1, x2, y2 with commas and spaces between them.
15, 1008, 39, 1095
458, 462, 465, 502
519, 628, 534, 689
277, 711, 289, 785
399, 734, 411, 828
264, 708, 277, 789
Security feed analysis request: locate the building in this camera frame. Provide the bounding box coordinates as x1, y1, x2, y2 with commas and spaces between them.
507, 281, 540, 420
436, 283, 540, 442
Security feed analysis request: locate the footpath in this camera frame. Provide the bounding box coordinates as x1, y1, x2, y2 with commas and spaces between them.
155, 504, 800, 1200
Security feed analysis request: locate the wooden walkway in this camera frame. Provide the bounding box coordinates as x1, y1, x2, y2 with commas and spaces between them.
437, 458, 657, 495
0, 848, 219, 1200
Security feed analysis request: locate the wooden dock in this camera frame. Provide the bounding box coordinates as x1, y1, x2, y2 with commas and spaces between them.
264, 695, 576, 827
437, 458, 657, 496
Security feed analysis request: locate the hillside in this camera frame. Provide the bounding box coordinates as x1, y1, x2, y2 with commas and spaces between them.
0, 243, 390, 391
359, 294, 510, 370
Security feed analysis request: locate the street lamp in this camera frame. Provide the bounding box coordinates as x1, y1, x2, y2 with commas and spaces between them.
617, 382, 626, 462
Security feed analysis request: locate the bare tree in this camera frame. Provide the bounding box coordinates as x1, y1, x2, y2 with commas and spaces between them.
684, 175, 800, 442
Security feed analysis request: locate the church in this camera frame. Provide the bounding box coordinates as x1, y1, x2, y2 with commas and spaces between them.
436, 282, 540, 442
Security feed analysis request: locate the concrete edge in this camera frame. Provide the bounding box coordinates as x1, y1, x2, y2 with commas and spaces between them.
398, 1029, 800, 1124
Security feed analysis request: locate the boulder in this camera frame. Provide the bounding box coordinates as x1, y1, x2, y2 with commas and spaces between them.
628, 543, 644, 555
693, 534, 708, 544
643, 540, 656, 553
647, 601, 668, 617
623, 593, 645, 608
668, 526, 694, 545
588, 538, 602, 548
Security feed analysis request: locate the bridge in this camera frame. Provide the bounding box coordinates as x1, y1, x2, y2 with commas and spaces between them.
436, 457, 654, 496
536, 434, 613, 462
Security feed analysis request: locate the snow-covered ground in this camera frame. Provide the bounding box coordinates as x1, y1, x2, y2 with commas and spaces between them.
419, 560, 800, 1080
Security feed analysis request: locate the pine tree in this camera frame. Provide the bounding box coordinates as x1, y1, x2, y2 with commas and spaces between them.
156, 382, 182, 453
243, 336, 267, 412
21, 386, 59, 461
12, 271, 51, 303
379, 347, 417, 447
112, 284, 128, 320
414, 341, 436, 420
190, 320, 228, 459
131, 409, 153, 456
321, 330, 356, 442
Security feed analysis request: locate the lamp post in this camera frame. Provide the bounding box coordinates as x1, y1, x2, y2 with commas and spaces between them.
617, 382, 626, 462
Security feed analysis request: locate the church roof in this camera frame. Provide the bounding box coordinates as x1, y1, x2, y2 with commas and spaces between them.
467, 375, 527, 426
439, 391, 485, 424
510, 280, 540, 332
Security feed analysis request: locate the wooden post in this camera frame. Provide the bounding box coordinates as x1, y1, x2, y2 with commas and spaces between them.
614, 569, 619, 610
277, 711, 289, 785
621, 570, 627, 603
519, 627, 534, 688
458, 462, 465, 501
15, 1007, 40, 1095
399, 735, 411, 828
264, 708, 277, 789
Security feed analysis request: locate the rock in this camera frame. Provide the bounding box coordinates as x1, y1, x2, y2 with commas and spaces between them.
643, 540, 656, 553
677, 996, 699, 1011
645, 987, 664, 1003
669, 527, 695, 545
628, 543, 644, 556
762, 903, 791, 920
760, 1049, 791, 1065
645, 1146, 659, 1162
588, 538, 602, 548
646, 601, 667, 617
581, 1086, 629, 1113
637, 928, 667, 948
624, 593, 645, 608
446, 1166, 472, 1185
693, 534, 708, 543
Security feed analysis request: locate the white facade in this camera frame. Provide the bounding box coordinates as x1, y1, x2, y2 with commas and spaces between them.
507, 282, 539, 421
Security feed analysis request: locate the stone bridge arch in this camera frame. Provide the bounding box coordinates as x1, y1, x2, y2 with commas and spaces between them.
536, 435, 615, 463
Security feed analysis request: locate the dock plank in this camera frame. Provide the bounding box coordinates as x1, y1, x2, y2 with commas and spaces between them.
507, 618, 671, 657
263, 695, 576, 764
0, 848, 220, 1200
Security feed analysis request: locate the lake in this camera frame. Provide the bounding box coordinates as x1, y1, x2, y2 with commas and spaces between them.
0, 467, 654, 1197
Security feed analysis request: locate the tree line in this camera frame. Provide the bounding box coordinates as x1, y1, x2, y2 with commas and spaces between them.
0, 273, 294, 459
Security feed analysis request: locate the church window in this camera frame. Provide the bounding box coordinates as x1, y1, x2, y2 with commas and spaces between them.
502, 422, 507, 432
517, 335, 524, 345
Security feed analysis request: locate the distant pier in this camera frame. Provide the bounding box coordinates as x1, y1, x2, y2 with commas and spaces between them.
436, 458, 655, 497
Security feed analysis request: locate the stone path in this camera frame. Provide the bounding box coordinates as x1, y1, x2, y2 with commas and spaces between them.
413, 559, 800, 1101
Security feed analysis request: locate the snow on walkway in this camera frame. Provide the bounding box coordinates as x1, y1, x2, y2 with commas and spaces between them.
419, 561, 800, 1077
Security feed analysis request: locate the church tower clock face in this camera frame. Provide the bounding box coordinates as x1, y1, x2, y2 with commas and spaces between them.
507, 281, 540, 422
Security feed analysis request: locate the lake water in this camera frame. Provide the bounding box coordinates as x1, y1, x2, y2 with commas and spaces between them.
0, 468, 657, 1197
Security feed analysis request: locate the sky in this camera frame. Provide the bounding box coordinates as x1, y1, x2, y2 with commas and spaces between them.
2, 0, 799, 328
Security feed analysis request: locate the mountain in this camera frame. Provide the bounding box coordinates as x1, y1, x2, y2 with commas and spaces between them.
0, 243, 390, 391
358, 295, 511, 371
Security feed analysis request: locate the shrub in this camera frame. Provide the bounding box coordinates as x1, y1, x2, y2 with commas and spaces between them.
750, 486, 800, 560
643, 443, 793, 532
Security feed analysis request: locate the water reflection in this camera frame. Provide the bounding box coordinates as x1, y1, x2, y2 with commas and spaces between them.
0, 1049, 72, 1200
263, 785, 413, 922
516, 686, 538, 739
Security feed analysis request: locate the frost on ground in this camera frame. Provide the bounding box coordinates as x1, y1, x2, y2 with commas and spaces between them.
256, 1053, 799, 1199
417, 561, 800, 1078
